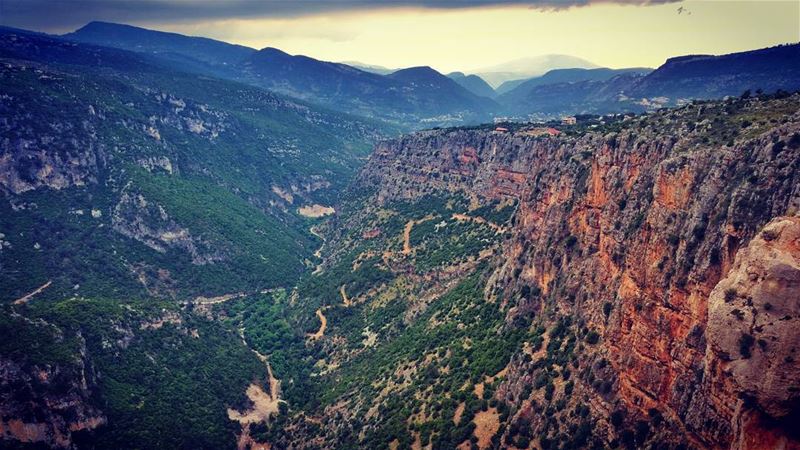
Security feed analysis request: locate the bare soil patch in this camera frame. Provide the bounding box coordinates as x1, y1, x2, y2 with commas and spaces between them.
307, 309, 327, 339
227, 384, 279, 424
13, 280, 52, 305
473, 407, 500, 449
453, 402, 466, 425
474, 382, 485, 399
298, 204, 335, 218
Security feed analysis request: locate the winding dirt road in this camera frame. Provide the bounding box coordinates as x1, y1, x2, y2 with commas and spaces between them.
339, 285, 351, 306
13, 281, 52, 305
308, 309, 327, 340
402, 216, 435, 255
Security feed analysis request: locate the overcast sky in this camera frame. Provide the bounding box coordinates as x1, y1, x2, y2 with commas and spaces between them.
1, 0, 798, 72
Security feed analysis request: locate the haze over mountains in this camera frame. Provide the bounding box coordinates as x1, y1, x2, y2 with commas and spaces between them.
2, 11, 800, 450
61, 21, 800, 127
469, 54, 600, 88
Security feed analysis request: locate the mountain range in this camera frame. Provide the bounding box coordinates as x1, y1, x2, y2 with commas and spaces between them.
65, 22, 496, 127
62, 22, 800, 125
2, 16, 800, 450
470, 53, 600, 87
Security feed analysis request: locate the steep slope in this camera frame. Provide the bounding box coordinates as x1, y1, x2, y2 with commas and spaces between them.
630, 43, 800, 100
252, 93, 800, 449
64, 21, 256, 78
447, 71, 496, 98
0, 26, 387, 450
242, 52, 496, 125
498, 67, 651, 98
0, 297, 270, 449
0, 27, 386, 302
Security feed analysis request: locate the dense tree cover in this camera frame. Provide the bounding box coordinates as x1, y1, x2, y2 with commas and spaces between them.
0, 306, 81, 369
11, 298, 266, 450
1, 37, 387, 302
411, 218, 499, 271
314, 270, 530, 448
215, 290, 320, 409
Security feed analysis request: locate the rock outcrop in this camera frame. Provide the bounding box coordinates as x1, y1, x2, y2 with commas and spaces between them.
707, 216, 800, 428
344, 93, 800, 449
0, 317, 105, 448
112, 189, 225, 265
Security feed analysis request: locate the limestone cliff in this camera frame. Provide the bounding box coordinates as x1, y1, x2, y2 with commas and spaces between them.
343, 93, 800, 449
0, 315, 105, 448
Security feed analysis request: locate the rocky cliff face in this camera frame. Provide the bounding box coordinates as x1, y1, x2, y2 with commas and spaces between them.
344, 94, 800, 448
0, 315, 105, 448
706, 216, 800, 450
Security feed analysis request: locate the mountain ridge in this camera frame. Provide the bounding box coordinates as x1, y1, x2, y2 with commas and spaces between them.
64, 21, 496, 127
447, 71, 496, 98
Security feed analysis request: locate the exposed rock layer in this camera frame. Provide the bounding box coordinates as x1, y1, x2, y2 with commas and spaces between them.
352, 95, 800, 448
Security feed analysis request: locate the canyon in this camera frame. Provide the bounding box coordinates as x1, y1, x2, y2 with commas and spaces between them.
277, 92, 800, 449
2, 22, 800, 450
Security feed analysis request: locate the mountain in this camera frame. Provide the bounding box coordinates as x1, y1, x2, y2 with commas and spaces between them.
385, 66, 497, 113
496, 68, 652, 116
498, 73, 647, 117
496, 67, 651, 96
241, 53, 496, 125
628, 43, 800, 100
62, 22, 496, 127
495, 77, 528, 95
495, 44, 800, 118
341, 61, 396, 75
447, 71, 496, 98
64, 21, 255, 78
0, 27, 388, 303
473, 54, 600, 87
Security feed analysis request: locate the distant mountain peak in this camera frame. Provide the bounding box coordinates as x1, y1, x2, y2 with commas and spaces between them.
388, 66, 446, 83
473, 54, 599, 87
64, 20, 255, 71
446, 72, 496, 98
255, 47, 291, 57
392, 66, 439, 74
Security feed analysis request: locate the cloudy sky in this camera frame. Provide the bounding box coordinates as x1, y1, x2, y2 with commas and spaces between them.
1, 0, 798, 72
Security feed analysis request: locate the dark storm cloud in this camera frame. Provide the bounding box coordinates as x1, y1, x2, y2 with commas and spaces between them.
0, 0, 679, 32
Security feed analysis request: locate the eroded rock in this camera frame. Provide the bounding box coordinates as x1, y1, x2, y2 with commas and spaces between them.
707, 216, 800, 419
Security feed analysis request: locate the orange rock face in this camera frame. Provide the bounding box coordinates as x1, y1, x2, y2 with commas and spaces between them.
705, 217, 800, 449
355, 97, 800, 448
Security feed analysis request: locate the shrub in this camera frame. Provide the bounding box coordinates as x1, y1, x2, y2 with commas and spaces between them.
739, 333, 755, 359
565, 235, 578, 249
610, 409, 625, 428
603, 302, 613, 318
